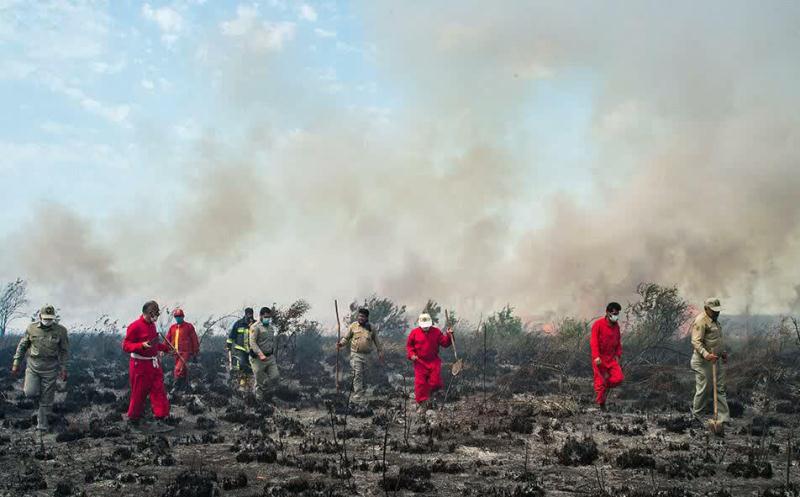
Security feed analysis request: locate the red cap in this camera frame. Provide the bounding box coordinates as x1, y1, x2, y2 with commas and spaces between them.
173, 308, 185, 318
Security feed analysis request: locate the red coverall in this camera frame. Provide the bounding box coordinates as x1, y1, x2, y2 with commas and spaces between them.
406, 326, 452, 404
165, 322, 199, 379
122, 316, 171, 420
590, 317, 624, 406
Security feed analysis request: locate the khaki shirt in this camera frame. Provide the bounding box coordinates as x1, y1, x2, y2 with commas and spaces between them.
13, 322, 69, 369
249, 321, 278, 357
339, 322, 382, 354
691, 312, 723, 359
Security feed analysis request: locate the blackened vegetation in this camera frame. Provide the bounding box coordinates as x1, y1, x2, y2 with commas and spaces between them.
657, 415, 695, 434
161, 470, 221, 497
0, 288, 799, 495
616, 448, 656, 469
727, 460, 774, 478
557, 436, 599, 466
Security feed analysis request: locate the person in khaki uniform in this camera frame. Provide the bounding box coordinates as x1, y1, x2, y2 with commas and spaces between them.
337, 308, 383, 403
11, 305, 69, 431
690, 297, 730, 423
249, 307, 281, 400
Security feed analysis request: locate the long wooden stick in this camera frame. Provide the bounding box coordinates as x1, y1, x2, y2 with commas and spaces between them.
158, 331, 189, 369
712, 361, 718, 422
335, 299, 342, 393
482, 318, 487, 410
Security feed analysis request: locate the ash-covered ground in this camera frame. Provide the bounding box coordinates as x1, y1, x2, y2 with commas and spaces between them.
1, 331, 799, 497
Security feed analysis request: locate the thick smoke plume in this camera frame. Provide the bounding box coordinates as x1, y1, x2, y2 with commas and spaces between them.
4, 1, 800, 323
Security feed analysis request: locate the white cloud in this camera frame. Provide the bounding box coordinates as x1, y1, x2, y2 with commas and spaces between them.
251, 22, 295, 51
91, 60, 127, 75
142, 3, 183, 45
314, 28, 336, 38
39, 121, 102, 138
268, 0, 288, 10
0, 59, 35, 80
172, 119, 202, 141
44, 76, 131, 126
2, 1, 111, 64
0, 140, 130, 172
141, 79, 155, 90
220, 5, 296, 52
299, 4, 317, 22
220, 5, 258, 37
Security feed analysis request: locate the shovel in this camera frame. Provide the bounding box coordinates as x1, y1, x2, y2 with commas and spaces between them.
445, 310, 463, 376
707, 360, 724, 436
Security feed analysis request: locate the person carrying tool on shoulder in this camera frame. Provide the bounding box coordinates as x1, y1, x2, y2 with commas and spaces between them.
337, 308, 384, 403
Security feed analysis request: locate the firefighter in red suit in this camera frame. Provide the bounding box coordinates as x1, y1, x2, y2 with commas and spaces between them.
406, 313, 452, 412
165, 308, 199, 392
590, 301, 625, 410
122, 301, 173, 432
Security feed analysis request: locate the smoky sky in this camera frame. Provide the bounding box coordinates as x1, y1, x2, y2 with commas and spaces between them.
5, 1, 800, 326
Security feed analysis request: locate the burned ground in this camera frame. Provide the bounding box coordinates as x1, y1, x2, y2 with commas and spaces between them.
0, 329, 799, 497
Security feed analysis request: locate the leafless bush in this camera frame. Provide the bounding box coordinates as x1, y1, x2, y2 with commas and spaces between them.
623, 282, 692, 367
0, 278, 28, 337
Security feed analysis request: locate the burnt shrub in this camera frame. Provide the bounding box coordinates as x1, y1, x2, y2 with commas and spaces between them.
509, 415, 535, 434
656, 455, 716, 479
726, 460, 773, 478
616, 448, 656, 469
761, 483, 800, 497
380, 464, 434, 493
221, 472, 248, 490
161, 469, 220, 497
556, 436, 598, 466
657, 416, 694, 434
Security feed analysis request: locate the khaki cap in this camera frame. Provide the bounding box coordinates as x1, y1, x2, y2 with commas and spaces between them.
704, 298, 722, 312
40, 305, 57, 319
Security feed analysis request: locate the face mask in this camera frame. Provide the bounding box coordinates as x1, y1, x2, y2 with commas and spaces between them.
175, 317, 184, 324
609, 314, 619, 323
41, 318, 54, 327
261, 318, 271, 326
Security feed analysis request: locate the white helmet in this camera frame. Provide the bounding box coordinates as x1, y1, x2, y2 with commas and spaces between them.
418, 313, 433, 329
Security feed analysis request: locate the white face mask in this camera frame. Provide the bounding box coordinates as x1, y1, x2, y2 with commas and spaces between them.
608, 314, 619, 323
41, 318, 55, 327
